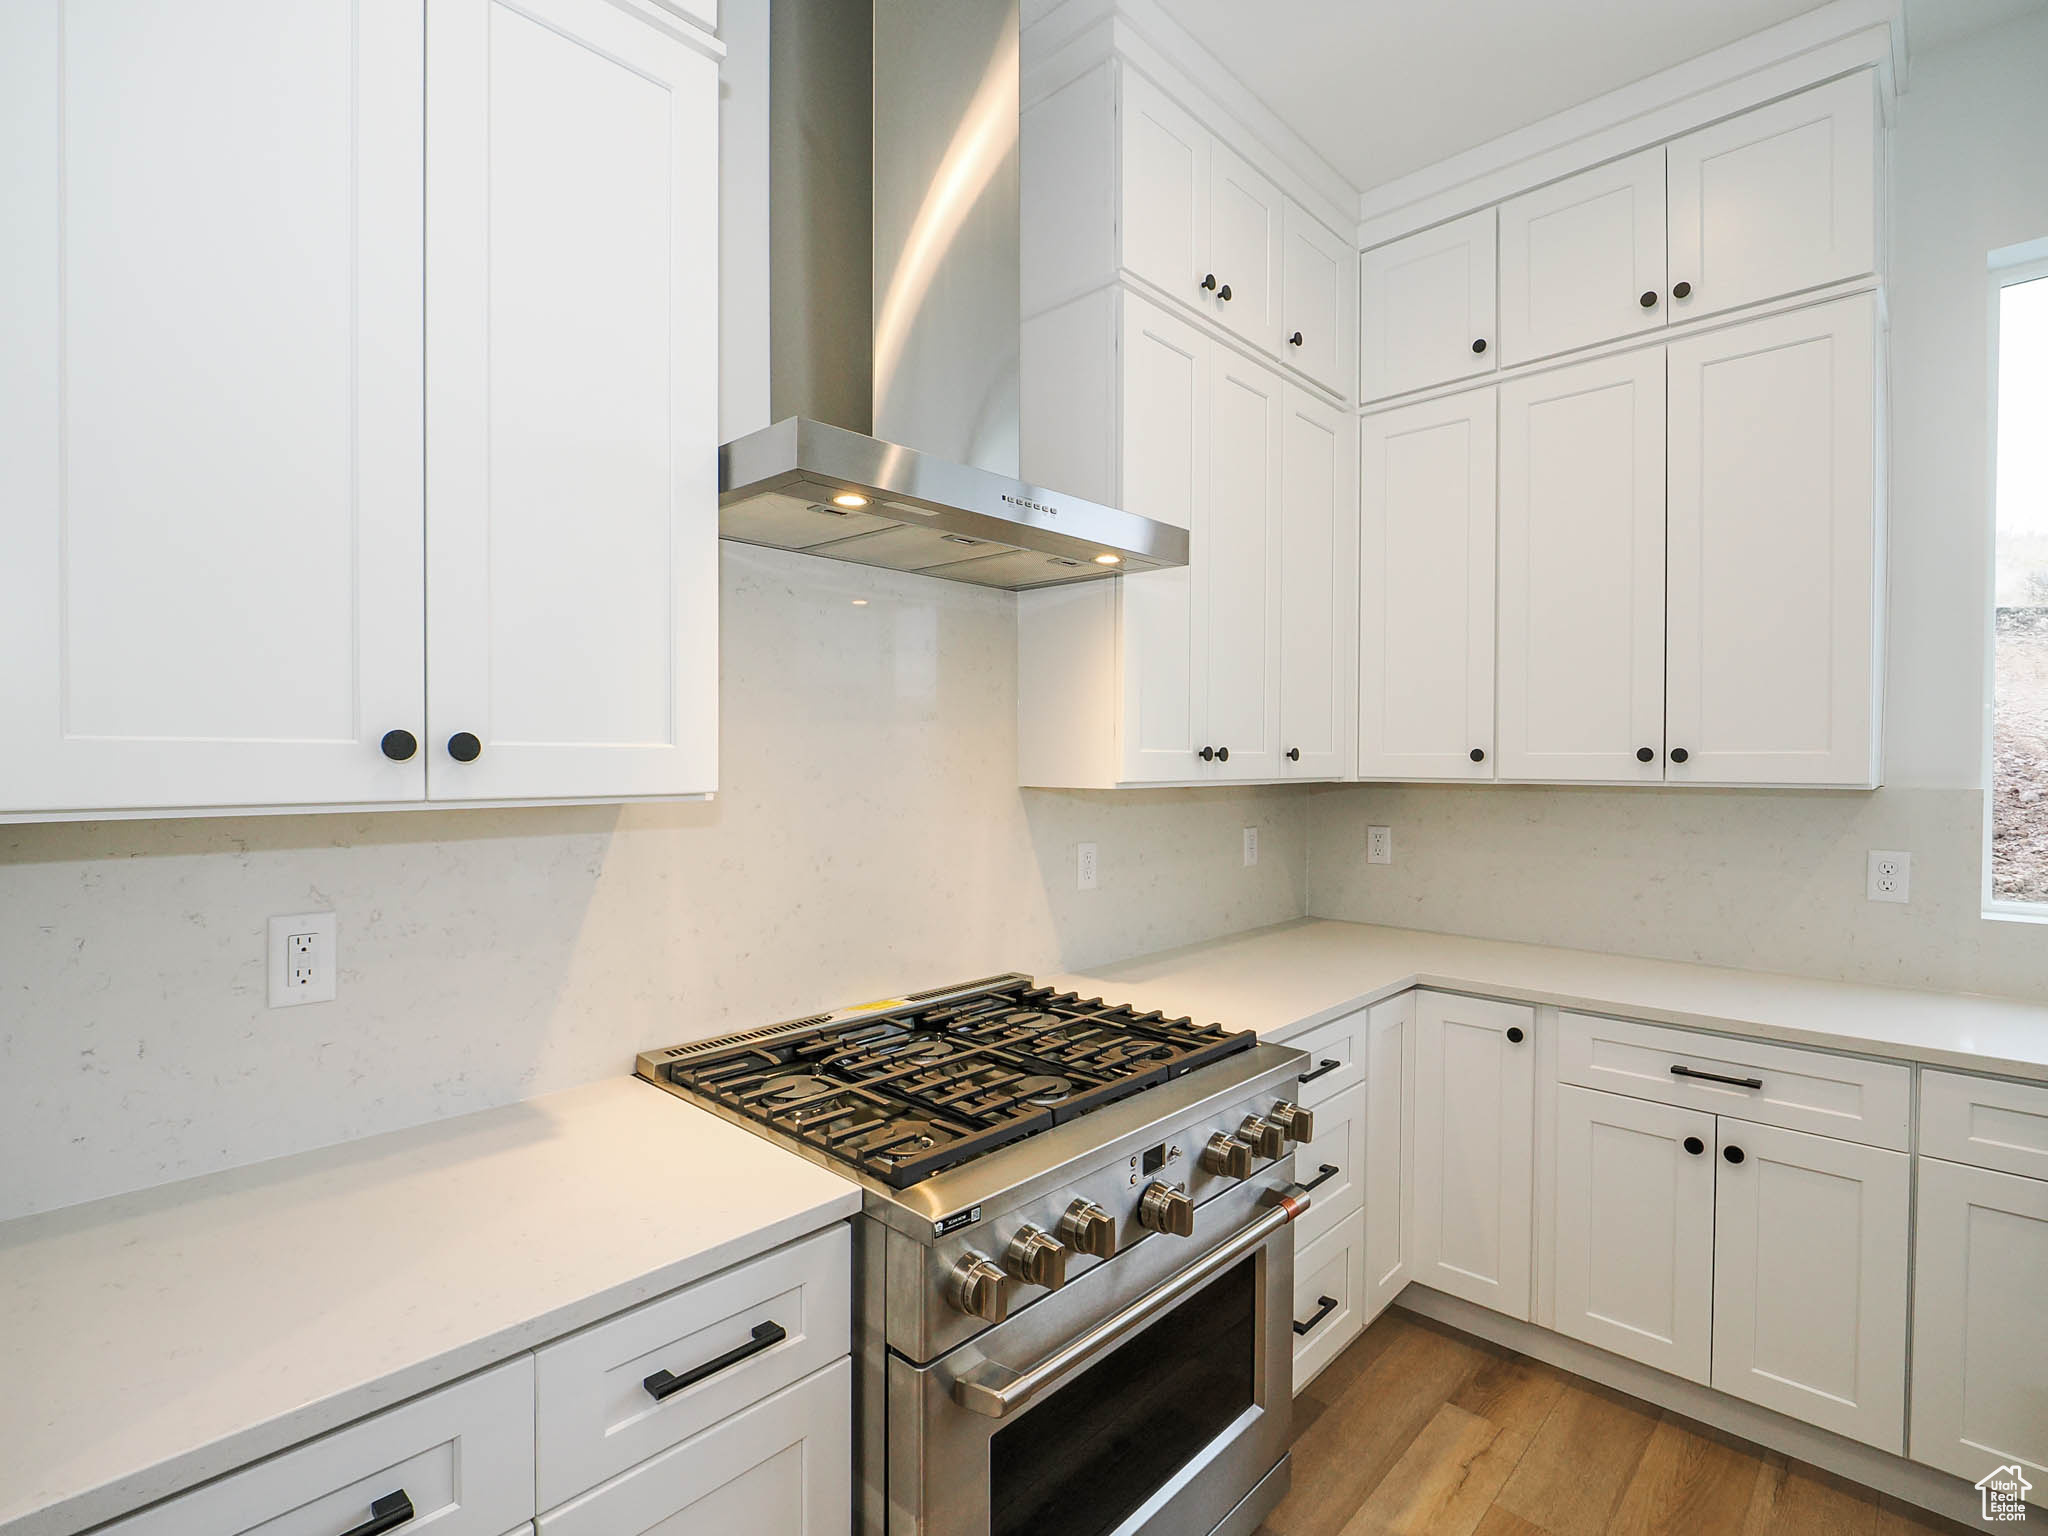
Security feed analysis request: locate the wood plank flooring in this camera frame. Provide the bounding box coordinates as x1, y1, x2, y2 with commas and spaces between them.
1259, 1310, 1976, 1536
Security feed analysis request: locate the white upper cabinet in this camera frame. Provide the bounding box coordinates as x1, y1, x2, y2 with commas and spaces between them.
1360, 209, 1498, 403
0, 0, 428, 816
1666, 74, 1878, 324
424, 0, 718, 802
1498, 148, 1667, 366
1497, 349, 1667, 782
1278, 388, 1358, 779
1358, 389, 1497, 781
1118, 66, 1209, 310
1666, 293, 1880, 786
1204, 140, 1284, 353
1203, 349, 1284, 779
1281, 202, 1354, 396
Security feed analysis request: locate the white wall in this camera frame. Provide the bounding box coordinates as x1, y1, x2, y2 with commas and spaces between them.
1310, 9, 2048, 1001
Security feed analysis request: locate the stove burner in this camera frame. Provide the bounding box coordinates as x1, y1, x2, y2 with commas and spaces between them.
1011, 1074, 1074, 1105
761, 1073, 839, 1103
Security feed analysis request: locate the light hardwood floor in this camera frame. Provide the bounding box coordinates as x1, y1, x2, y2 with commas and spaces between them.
1260, 1310, 1976, 1536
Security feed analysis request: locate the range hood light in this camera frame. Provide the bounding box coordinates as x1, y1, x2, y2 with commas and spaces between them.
831, 492, 871, 509
1094, 553, 1120, 565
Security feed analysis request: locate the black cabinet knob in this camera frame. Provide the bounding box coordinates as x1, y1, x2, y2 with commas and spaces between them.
1198, 746, 1215, 762
1640, 290, 1659, 308
1506, 1026, 1525, 1044
1286, 747, 1301, 761
380, 730, 418, 762
1670, 747, 1690, 764
1289, 330, 1304, 346
1469, 747, 1486, 763
447, 732, 482, 763
1672, 280, 1692, 299
1215, 745, 1230, 762
1472, 338, 1488, 354
1724, 1145, 1745, 1165
1636, 746, 1655, 763
1684, 1136, 1705, 1156
1218, 283, 1232, 301
1200, 273, 1218, 292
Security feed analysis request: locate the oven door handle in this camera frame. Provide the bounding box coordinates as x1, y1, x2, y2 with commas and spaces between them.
951, 1183, 1311, 1420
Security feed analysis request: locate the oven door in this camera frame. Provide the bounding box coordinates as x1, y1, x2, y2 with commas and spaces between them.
890, 1176, 1301, 1536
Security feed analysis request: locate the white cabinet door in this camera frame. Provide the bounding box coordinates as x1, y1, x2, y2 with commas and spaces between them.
1363, 994, 1416, 1321
1360, 210, 1497, 403
1119, 65, 1209, 308
1667, 73, 1878, 323
0, 0, 426, 816
1294, 1082, 1368, 1251
1498, 147, 1667, 366
1552, 1086, 1714, 1384
1277, 387, 1357, 779
1281, 201, 1353, 396
1711, 1117, 1908, 1451
1666, 294, 1879, 786
1205, 140, 1284, 354
424, 0, 718, 802
1117, 294, 1211, 781
1498, 348, 1667, 783
1203, 349, 1284, 779
1909, 1158, 2048, 1496
1413, 993, 1536, 1320
1292, 1210, 1367, 1393
1358, 390, 1497, 780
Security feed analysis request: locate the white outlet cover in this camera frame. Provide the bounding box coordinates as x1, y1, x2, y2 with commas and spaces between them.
269, 911, 338, 1006
1076, 843, 1098, 892
1242, 826, 1259, 867
1866, 851, 1911, 904
1367, 826, 1393, 865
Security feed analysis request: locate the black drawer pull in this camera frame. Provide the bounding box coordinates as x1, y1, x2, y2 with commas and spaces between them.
340, 1492, 415, 1536
644, 1320, 786, 1401
1302, 1162, 1341, 1192
1292, 1295, 1340, 1336
1670, 1064, 1763, 1090
1298, 1058, 1341, 1085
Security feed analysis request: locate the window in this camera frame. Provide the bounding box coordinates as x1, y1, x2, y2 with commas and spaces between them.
1989, 260, 2048, 914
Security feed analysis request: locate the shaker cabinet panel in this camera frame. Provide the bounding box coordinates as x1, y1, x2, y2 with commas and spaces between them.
1118, 66, 1209, 307
1281, 202, 1354, 396
1205, 140, 1285, 353
1277, 388, 1357, 779
1203, 350, 1284, 779
424, 0, 718, 802
0, 0, 428, 816
1498, 148, 1667, 366
1360, 210, 1497, 403
1357, 390, 1497, 780
1363, 994, 1416, 1322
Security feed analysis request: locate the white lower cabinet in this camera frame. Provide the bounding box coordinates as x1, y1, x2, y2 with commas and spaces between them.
537, 1361, 851, 1536
1293, 1082, 1367, 1251
1710, 1117, 1908, 1451
1292, 1209, 1366, 1393
1909, 1157, 2048, 1496
1412, 993, 1535, 1319
1363, 994, 1416, 1320
1552, 1085, 1715, 1384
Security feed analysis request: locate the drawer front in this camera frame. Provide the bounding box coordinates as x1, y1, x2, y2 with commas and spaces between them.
1290, 1208, 1365, 1394
100, 1358, 534, 1536
1293, 1082, 1366, 1250
1920, 1070, 2048, 1179
537, 1360, 850, 1536
1556, 1011, 1909, 1149
1277, 1007, 1368, 1108
535, 1225, 850, 1510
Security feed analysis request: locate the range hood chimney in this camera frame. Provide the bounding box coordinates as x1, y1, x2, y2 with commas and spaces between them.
718, 0, 1189, 589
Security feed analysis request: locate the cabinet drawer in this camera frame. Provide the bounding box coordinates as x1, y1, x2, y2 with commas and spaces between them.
99, 1358, 534, 1536
1290, 1207, 1365, 1393
1920, 1070, 2048, 1179
537, 1360, 850, 1536
1293, 1082, 1366, 1249
535, 1225, 850, 1510
1556, 1012, 1909, 1149
1277, 1007, 1368, 1108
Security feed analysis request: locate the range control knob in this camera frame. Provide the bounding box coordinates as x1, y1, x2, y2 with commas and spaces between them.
1059, 1198, 1118, 1259
1238, 1115, 1285, 1160
1200, 1131, 1254, 1179
946, 1253, 1009, 1322
1269, 1100, 1315, 1144
1137, 1181, 1195, 1237
1004, 1225, 1069, 1289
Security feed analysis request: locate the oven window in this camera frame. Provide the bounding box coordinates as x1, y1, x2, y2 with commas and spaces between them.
990, 1256, 1257, 1536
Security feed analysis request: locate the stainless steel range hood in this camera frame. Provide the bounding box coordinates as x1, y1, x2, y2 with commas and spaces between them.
718, 0, 1189, 589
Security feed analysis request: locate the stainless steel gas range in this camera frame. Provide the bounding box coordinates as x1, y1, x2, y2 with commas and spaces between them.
636, 973, 1317, 1536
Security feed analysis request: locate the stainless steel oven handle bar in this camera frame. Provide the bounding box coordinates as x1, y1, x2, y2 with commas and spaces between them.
952, 1184, 1312, 1420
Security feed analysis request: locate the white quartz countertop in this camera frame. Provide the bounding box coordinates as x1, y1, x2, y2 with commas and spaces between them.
1053, 919, 2048, 1081
0, 1077, 859, 1536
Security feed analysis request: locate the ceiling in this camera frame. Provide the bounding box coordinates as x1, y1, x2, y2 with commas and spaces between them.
1162, 0, 2048, 196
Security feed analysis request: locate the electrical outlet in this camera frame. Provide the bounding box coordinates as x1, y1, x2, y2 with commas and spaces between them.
268, 912, 338, 1006
1242, 827, 1259, 867
1867, 851, 1911, 904
1367, 826, 1393, 865
1076, 842, 1098, 892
